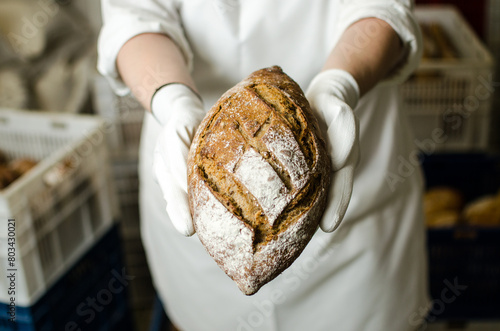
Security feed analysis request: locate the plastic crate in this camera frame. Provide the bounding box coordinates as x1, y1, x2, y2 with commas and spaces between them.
112, 159, 141, 240
91, 75, 144, 160
122, 236, 156, 309
426, 228, 500, 320
112, 158, 156, 309
0, 109, 118, 306
402, 5, 495, 152
422, 153, 500, 320
0, 224, 135, 331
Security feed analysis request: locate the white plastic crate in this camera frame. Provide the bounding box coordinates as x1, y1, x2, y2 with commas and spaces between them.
402, 5, 495, 151
0, 109, 118, 306
92, 75, 144, 160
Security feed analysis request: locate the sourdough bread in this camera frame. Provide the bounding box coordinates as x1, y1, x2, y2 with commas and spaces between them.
187, 66, 330, 295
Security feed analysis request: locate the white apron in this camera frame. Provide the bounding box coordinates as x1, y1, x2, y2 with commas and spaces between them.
98, 1, 430, 330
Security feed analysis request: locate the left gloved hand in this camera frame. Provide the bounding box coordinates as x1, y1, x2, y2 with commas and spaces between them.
152, 83, 205, 236
305, 69, 360, 233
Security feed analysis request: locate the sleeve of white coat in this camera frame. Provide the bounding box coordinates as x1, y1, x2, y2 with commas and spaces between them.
336, 0, 422, 85
97, 0, 192, 95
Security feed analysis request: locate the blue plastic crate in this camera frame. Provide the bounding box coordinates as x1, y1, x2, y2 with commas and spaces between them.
0, 224, 134, 331
426, 228, 500, 320
422, 153, 500, 321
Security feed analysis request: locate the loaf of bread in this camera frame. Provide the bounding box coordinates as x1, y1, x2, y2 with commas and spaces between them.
9, 158, 37, 177
462, 193, 500, 227
0, 152, 38, 190
420, 22, 458, 60
0, 164, 18, 189
187, 66, 331, 295
0, 149, 8, 165
424, 187, 463, 228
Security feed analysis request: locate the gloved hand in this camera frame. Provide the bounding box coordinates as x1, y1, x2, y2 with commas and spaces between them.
305, 69, 360, 233
152, 83, 205, 236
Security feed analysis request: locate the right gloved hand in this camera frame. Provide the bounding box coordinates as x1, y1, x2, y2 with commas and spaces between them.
151, 83, 205, 236
305, 69, 360, 233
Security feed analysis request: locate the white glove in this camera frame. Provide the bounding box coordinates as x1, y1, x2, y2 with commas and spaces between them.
305, 69, 360, 233
152, 83, 205, 236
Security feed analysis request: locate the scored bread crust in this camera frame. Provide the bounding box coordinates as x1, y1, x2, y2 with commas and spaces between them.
187, 66, 330, 295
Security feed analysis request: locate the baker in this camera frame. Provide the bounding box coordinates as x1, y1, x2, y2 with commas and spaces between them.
98, 1, 429, 330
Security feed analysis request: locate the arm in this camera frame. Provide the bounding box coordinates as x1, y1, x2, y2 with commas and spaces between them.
116, 34, 204, 237
323, 17, 405, 96
97, 1, 203, 236
306, 18, 411, 232
116, 33, 196, 111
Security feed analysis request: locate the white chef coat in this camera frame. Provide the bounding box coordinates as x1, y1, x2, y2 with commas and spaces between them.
98, 1, 430, 330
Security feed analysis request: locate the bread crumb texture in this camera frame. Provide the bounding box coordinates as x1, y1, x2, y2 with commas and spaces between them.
187, 66, 330, 295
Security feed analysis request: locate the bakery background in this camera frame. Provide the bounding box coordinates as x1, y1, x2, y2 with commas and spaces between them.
0, 0, 499, 330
